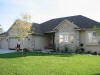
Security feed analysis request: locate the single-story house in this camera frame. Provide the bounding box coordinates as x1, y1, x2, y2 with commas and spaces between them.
0, 15, 100, 52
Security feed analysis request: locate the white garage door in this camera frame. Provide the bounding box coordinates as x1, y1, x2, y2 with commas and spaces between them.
1, 39, 8, 49
9, 38, 18, 49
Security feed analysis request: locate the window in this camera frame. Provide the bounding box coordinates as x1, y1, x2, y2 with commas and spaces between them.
88, 32, 97, 43
93, 32, 96, 37
64, 35, 69, 42
59, 32, 74, 43
59, 34, 64, 43
59, 34, 69, 43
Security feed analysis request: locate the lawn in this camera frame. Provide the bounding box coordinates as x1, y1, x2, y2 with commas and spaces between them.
0, 52, 100, 75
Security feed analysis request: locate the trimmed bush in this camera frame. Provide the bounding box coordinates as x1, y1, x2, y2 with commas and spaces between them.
65, 47, 68, 52
75, 49, 80, 53
23, 48, 29, 52
75, 47, 80, 53
98, 53, 100, 55
75, 47, 85, 54
87, 51, 92, 54
81, 48, 85, 53
92, 51, 97, 55
64, 45, 69, 53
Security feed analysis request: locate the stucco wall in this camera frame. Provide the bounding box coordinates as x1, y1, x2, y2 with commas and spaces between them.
0, 35, 49, 51
54, 20, 80, 52
29, 35, 50, 51
80, 30, 100, 53
0, 38, 9, 49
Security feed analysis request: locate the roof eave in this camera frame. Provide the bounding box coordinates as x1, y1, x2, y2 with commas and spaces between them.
75, 28, 94, 31
44, 31, 55, 34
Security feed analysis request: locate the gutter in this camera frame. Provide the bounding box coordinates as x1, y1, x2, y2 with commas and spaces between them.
75, 28, 94, 31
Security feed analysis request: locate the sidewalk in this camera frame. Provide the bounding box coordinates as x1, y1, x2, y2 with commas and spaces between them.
0, 49, 16, 54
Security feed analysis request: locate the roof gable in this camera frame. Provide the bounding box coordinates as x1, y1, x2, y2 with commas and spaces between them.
53, 19, 79, 31
39, 15, 100, 33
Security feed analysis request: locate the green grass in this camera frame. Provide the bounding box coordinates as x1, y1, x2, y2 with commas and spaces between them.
0, 52, 100, 75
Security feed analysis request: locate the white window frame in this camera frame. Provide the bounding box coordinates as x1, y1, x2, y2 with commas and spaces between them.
64, 35, 69, 42
88, 32, 97, 43
59, 32, 74, 43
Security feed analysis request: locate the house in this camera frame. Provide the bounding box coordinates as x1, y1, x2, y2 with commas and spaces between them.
0, 15, 100, 52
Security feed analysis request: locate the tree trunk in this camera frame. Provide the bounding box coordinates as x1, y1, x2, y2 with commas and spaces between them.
22, 39, 24, 56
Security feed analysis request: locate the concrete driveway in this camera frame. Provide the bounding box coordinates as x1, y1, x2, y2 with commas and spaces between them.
0, 49, 16, 54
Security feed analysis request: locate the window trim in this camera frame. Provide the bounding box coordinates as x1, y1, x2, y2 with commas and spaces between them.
88, 31, 97, 43
64, 35, 69, 42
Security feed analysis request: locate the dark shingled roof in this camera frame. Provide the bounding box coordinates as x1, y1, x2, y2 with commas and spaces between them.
0, 32, 7, 37
32, 23, 42, 34
4, 15, 100, 35
39, 15, 100, 33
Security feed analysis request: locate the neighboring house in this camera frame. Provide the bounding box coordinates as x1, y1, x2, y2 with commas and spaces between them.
0, 15, 100, 52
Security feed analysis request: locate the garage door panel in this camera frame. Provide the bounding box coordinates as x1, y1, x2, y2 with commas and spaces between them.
1, 39, 8, 49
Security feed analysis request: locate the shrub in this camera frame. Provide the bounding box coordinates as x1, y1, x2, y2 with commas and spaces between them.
81, 48, 85, 53
75, 47, 85, 54
61, 50, 65, 53
92, 51, 97, 55
23, 48, 29, 52
87, 51, 92, 54
68, 50, 73, 53
75, 50, 78, 53
75, 49, 80, 53
64, 45, 69, 53
98, 53, 100, 55
75, 43, 85, 54
75, 47, 81, 53
65, 47, 68, 52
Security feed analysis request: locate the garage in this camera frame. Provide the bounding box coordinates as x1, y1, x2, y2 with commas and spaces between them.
0, 38, 8, 49
9, 37, 19, 49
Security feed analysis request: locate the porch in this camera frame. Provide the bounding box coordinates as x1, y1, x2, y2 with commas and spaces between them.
44, 32, 55, 50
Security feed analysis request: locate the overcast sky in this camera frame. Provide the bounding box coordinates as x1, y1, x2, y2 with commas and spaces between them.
0, 0, 100, 32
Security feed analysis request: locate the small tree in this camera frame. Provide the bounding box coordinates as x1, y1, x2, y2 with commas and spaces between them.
22, 14, 31, 22
12, 14, 32, 55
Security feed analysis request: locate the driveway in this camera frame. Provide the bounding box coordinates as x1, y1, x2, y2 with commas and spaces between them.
0, 49, 16, 54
